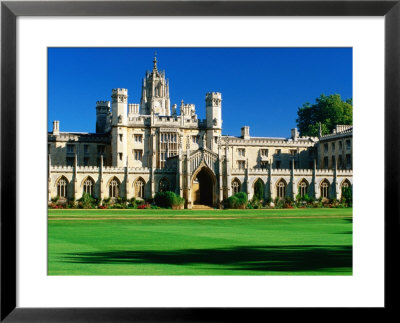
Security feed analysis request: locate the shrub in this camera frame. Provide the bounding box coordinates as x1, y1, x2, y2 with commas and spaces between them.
78, 193, 97, 209
225, 192, 248, 209
226, 195, 239, 209
51, 196, 59, 203
154, 191, 185, 208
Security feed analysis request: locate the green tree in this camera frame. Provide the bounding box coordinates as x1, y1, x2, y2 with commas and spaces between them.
253, 179, 264, 201
296, 94, 352, 137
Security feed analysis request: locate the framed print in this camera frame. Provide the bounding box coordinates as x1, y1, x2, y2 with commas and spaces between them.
1, 0, 399, 321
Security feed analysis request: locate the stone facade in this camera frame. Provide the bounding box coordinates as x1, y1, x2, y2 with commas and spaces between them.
48, 56, 353, 208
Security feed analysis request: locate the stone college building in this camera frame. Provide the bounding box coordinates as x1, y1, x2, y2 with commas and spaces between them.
48, 56, 353, 208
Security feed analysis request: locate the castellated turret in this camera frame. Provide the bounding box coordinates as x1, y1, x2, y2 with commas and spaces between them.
206, 92, 222, 129
111, 88, 128, 167
96, 101, 111, 133
111, 88, 128, 126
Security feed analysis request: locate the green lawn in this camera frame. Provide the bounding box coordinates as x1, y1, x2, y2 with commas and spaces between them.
48, 208, 352, 275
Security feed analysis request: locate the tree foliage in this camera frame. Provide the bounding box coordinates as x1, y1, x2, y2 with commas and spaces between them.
253, 179, 264, 201
296, 94, 352, 137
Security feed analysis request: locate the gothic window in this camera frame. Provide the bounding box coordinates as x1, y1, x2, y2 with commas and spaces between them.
260, 149, 268, 157
277, 179, 286, 199
109, 177, 120, 198
321, 180, 330, 199
57, 177, 68, 198
298, 180, 308, 197
135, 178, 145, 199
159, 178, 170, 192
83, 177, 95, 196
231, 179, 241, 195
237, 148, 245, 157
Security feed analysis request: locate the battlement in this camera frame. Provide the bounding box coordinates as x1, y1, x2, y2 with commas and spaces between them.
206, 92, 222, 98
223, 136, 315, 147
336, 169, 353, 175
111, 88, 128, 96
50, 165, 74, 172
155, 116, 180, 125
96, 101, 110, 107
77, 166, 100, 172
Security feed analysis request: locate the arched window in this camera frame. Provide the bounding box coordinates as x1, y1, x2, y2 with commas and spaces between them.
298, 179, 309, 197
341, 179, 351, 197
135, 178, 145, 199
159, 178, 170, 192
321, 180, 330, 199
109, 177, 120, 198
57, 176, 68, 198
231, 178, 241, 195
277, 179, 286, 199
83, 177, 95, 196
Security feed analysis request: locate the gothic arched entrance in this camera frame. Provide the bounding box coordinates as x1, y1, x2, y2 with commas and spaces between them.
192, 166, 216, 206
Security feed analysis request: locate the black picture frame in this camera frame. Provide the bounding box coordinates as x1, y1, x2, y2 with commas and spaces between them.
1, 1, 398, 321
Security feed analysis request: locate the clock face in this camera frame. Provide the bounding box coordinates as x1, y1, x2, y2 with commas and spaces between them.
153, 100, 162, 114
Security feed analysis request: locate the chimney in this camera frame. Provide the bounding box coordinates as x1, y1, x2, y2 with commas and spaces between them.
52, 120, 59, 136
241, 126, 250, 140
291, 128, 299, 140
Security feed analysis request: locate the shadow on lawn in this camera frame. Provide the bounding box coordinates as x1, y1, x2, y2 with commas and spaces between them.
63, 245, 352, 273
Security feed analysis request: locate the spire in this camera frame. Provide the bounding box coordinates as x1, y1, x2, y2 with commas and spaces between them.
153, 51, 158, 71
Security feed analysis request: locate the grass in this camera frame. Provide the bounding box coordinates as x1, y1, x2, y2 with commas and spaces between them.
48, 208, 352, 275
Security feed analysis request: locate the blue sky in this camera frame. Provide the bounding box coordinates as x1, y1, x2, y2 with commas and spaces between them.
48, 47, 352, 138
